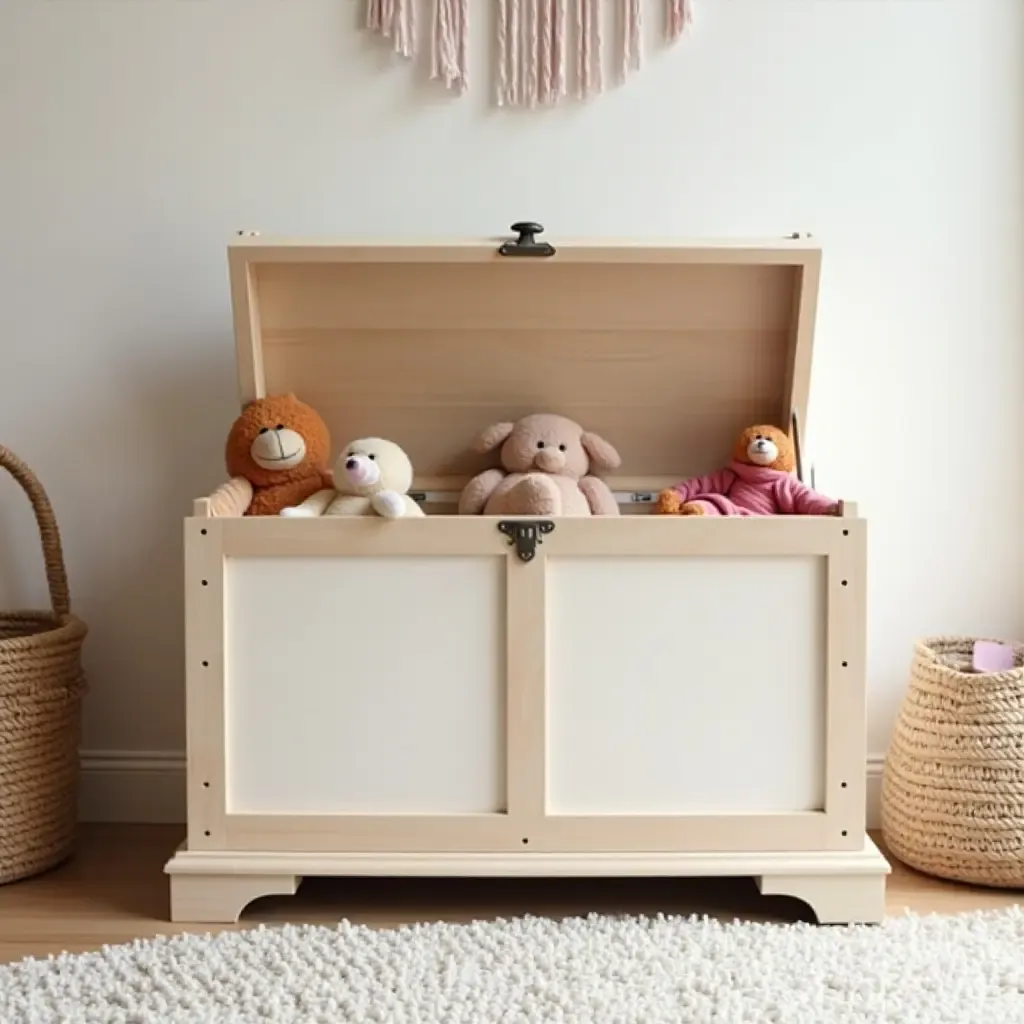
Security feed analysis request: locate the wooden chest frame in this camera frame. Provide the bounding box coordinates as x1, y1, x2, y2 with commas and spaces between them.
164, 229, 890, 925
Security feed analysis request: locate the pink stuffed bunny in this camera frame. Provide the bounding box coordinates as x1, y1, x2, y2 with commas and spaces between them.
458, 413, 621, 516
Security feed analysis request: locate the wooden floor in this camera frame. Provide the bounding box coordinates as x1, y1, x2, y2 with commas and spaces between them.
0, 824, 1021, 965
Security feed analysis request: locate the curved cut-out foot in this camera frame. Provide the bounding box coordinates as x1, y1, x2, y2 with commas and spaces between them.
757, 872, 886, 925
170, 872, 300, 923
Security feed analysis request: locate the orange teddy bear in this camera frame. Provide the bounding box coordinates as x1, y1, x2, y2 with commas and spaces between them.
655, 423, 839, 517
208, 394, 332, 516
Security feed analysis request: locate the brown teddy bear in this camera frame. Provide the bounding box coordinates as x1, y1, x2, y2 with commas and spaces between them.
654, 423, 839, 517
208, 393, 332, 516
458, 412, 621, 516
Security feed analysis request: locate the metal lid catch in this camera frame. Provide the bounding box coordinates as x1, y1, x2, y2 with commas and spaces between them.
498, 221, 556, 258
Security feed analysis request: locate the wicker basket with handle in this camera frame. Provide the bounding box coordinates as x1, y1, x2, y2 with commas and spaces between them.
0, 444, 88, 885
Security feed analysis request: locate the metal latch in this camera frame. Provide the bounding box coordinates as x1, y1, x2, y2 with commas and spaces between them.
497, 221, 556, 258
497, 520, 555, 562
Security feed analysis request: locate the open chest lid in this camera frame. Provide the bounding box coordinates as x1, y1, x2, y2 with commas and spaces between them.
227, 223, 821, 495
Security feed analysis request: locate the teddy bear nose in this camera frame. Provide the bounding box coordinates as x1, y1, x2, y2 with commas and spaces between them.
346, 458, 357, 470
535, 448, 565, 471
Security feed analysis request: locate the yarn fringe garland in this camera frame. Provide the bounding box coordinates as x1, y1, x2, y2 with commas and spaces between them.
365, 0, 417, 58
665, 0, 692, 43
361, 0, 694, 104
497, 0, 570, 106
431, 0, 470, 92
621, 0, 642, 82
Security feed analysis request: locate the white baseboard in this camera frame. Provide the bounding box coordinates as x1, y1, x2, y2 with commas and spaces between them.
79, 750, 887, 829
79, 750, 187, 824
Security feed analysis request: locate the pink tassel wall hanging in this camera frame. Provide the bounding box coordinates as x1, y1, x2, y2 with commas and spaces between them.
363, 0, 696, 107
666, 0, 693, 44
575, 0, 603, 100
554, 0, 568, 102
499, 0, 570, 107
497, 0, 513, 104
366, 0, 416, 59
620, 0, 642, 82
431, 0, 469, 92
538, 0, 553, 104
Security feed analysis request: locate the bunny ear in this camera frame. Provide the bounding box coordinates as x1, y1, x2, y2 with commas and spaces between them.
581, 431, 621, 471
471, 421, 515, 454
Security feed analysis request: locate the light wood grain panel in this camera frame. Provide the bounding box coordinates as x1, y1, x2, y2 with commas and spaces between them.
225, 240, 821, 483
505, 556, 547, 829
228, 237, 823, 264
783, 257, 820, 435
223, 815, 520, 853
252, 262, 796, 332
259, 326, 789, 481
184, 519, 226, 851
230, 261, 264, 406
529, 813, 832, 854
217, 514, 506, 557
536, 513, 853, 557
221, 812, 832, 855
824, 516, 869, 839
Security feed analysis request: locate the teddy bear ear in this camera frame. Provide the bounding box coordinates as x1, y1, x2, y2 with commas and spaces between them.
772, 429, 796, 472
581, 431, 621, 472
241, 394, 282, 411
471, 421, 515, 454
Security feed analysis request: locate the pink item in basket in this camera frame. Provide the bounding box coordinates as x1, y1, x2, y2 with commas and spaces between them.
971, 641, 1016, 673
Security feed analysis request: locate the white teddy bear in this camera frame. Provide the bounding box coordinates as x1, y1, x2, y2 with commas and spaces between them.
279, 437, 425, 519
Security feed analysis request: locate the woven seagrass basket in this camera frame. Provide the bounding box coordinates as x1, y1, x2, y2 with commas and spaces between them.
881, 635, 1024, 888
0, 444, 88, 885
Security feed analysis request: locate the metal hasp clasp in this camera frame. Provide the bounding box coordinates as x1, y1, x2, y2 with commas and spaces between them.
497, 520, 555, 562
497, 221, 556, 258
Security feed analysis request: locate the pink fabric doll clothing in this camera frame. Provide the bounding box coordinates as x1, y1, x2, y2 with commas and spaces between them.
670, 460, 839, 517
682, 495, 757, 517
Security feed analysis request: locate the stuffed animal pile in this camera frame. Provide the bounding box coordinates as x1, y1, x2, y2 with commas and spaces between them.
205, 397, 838, 521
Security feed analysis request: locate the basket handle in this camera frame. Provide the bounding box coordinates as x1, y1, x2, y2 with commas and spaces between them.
0, 444, 72, 620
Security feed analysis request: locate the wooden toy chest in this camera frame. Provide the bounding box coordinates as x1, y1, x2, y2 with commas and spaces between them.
164, 225, 890, 924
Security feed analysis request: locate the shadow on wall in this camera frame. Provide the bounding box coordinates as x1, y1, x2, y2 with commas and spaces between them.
67, 339, 239, 754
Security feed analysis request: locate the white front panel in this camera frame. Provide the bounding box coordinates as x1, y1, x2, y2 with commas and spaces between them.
224, 555, 506, 814
547, 556, 826, 815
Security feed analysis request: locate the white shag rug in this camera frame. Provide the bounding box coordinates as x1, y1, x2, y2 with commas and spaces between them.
4, 909, 1024, 1023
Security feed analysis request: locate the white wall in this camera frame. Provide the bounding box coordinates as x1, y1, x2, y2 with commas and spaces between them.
2, 0, 1022, 821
